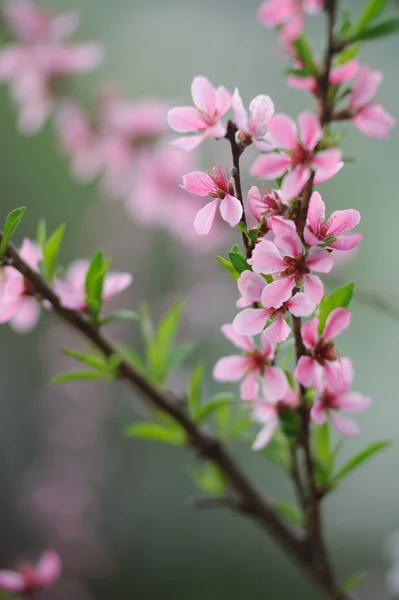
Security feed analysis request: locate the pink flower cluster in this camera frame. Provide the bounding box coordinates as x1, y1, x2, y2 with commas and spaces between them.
0, 239, 132, 333
258, 0, 323, 47
0, 550, 61, 596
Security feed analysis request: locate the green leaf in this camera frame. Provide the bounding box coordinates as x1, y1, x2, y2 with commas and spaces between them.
101, 310, 140, 325
156, 300, 184, 360
333, 441, 390, 482
62, 348, 110, 372
52, 370, 111, 383
188, 364, 203, 418
318, 282, 354, 332
357, 0, 388, 29
115, 343, 148, 376
165, 342, 195, 374
37, 218, 46, 246
237, 221, 250, 240
274, 501, 305, 528
279, 410, 301, 442
0, 207, 26, 257
42, 224, 66, 282
293, 36, 318, 74
125, 422, 186, 445
261, 430, 292, 471
286, 67, 314, 78
228, 251, 250, 274
313, 422, 331, 466
344, 572, 365, 591
193, 462, 226, 495
345, 19, 399, 42
335, 44, 361, 65
216, 256, 239, 280
196, 393, 236, 423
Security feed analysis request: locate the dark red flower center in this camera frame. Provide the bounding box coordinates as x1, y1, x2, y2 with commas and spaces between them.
312, 339, 338, 366
320, 389, 339, 410
20, 565, 41, 594
288, 143, 312, 168
281, 255, 310, 285
245, 350, 270, 374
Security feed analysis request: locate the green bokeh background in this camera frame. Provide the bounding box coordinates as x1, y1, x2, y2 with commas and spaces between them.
0, 1, 398, 598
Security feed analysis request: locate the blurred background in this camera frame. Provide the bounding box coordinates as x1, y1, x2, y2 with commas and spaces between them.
0, 0, 399, 598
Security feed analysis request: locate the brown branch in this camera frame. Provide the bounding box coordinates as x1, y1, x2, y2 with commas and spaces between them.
1, 231, 358, 600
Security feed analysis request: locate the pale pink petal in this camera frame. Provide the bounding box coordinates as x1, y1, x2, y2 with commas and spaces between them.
232, 88, 248, 132
329, 59, 359, 86
215, 86, 232, 117
274, 233, 304, 259
267, 314, 291, 343
353, 104, 396, 138
313, 159, 344, 184
287, 74, 315, 91
237, 270, 265, 302
295, 356, 317, 387
326, 209, 360, 236
307, 191, 325, 231
194, 199, 218, 235
329, 233, 362, 250
311, 401, 327, 425
36, 551, 62, 586
301, 317, 318, 348
260, 330, 276, 358
325, 358, 353, 396
258, 0, 292, 26
241, 372, 259, 401
252, 417, 278, 450
263, 366, 288, 401
247, 185, 263, 221
103, 273, 132, 300
206, 121, 227, 139
0, 570, 24, 592
307, 247, 334, 273
233, 308, 270, 336
221, 323, 254, 352
279, 166, 310, 203
312, 148, 343, 174
350, 67, 382, 109
250, 153, 292, 179
287, 293, 315, 317
191, 76, 216, 116
167, 106, 206, 132
330, 412, 360, 436
269, 216, 301, 251
298, 111, 322, 150
213, 355, 250, 381
181, 171, 215, 196
9, 297, 40, 333
237, 297, 252, 308
261, 277, 294, 308
219, 194, 243, 227
281, 14, 305, 45
337, 392, 371, 413
303, 274, 324, 305
249, 94, 274, 137
267, 113, 297, 149
172, 135, 206, 150
248, 239, 284, 275
304, 227, 321, 246
304, 0, 324, 13
323, 307, 351, 340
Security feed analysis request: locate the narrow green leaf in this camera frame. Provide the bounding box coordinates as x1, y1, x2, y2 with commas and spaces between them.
62, 348, 110, 372
344, 572, 365, 591
101, 310, 140, 325
335, 44, 361, 65
193, 463, 226, 495
196, 393, 235, 423
37, 218, 46, 246
345, 19, 399, 42
52, 370, 111, 383
216, 255, 239, 280
274, 501, 305, 528
228, 251, 250, 274
333, 441, 390, 482
124, 422, 186, 445
318, 282, 354, 332
261, 430, 292, 471
114, 343, 148, 376
0, 207, 26, 257
357, 0, 388, 29
188, 364, 203, 418
42, 224, 66, 281
293, 36, 318, 74
156, 300, 184, 362
286, 67, 314, 78
166, 342, 195, 374
237, 221, 250, 240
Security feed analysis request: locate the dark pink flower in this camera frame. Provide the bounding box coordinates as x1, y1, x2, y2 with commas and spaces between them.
248, 216, 333, 307
167, 76, 232, 150
258, 0, 323, 46
0, 550, 61, 596
252, 385, 299, 450
304, 191, 362, 251
213, 324, 287, 401
250, 112, 343, 203
181, 165, 243, 234
295, 307, 351, 387
311, 358, 371, 436
247, 185, 284, 223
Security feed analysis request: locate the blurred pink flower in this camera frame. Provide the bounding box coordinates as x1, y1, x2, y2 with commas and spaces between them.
287, 59, 359, 92
251, 112, 343, 203
252, 385, 299, 450
258, 0, 323, 46
168, 76, 232, 150
54, 260, 132, 310
232, 89, 274, 148
213, 324, 287, 401
0, 550, 61, 595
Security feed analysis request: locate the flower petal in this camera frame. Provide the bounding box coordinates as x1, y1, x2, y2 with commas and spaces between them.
263, 366, 288, 401
221, 323, 254, 352
248, 239, 284, 275
181, 171, 215, 196
232, 87, 248, 132
191, 76, 216, 116
323, 307, 351, 340
279, 166, 310, 203
310, 401, 327, 425
261, 277, 294, 308
167, 106, 205, 132
301, 317, 318, 348
287, 292, 315, 317
213, 355, 249, 381
350, 66, 382, 109
237, 270, 266, 302
215, 86, 232, 117
267, 113, 297, 149
36, 551, 62, 586
298, 111, 322, 150
267, 314, 291, 343
330, 412, 360, 436
295, 355, 316, 387
241, 372, 259, 401
329, 59, 359, 85
307, 191, 325, 231
0, 571, 24, 592
172, 135, 206, 151
307, 246, 334, 273
329, 233, 362, 251
303, 274, 324, 305
326, 209, 360, 236
194, 199, 218, 235
219, 194, 243, 227
252, 417, 278, 450
233, 308, 270, 336
337, 392, 371, 413
250, 153, 291, 179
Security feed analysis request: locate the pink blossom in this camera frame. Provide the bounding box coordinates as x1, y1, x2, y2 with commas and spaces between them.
349, 66, 395, 139
233, 270, 314, 341
258, 0, 323, 46
2, 0, 79, 43
213, 325, 287, 401
248, 216, 333, 307
304, 191, 362, 251
167, 76, 232, 150
54, 260, 132, 311
0, 550, 61, 595
247, 185, 285, 223
181, 165, 243, 234
0, 238, 42, 333
250, 112, 343, 203
232, 88, 274, 148
311, 358, 371, 436
295, 307, 351, 388
252, 385, 299, 450
287, 59, 359, 93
